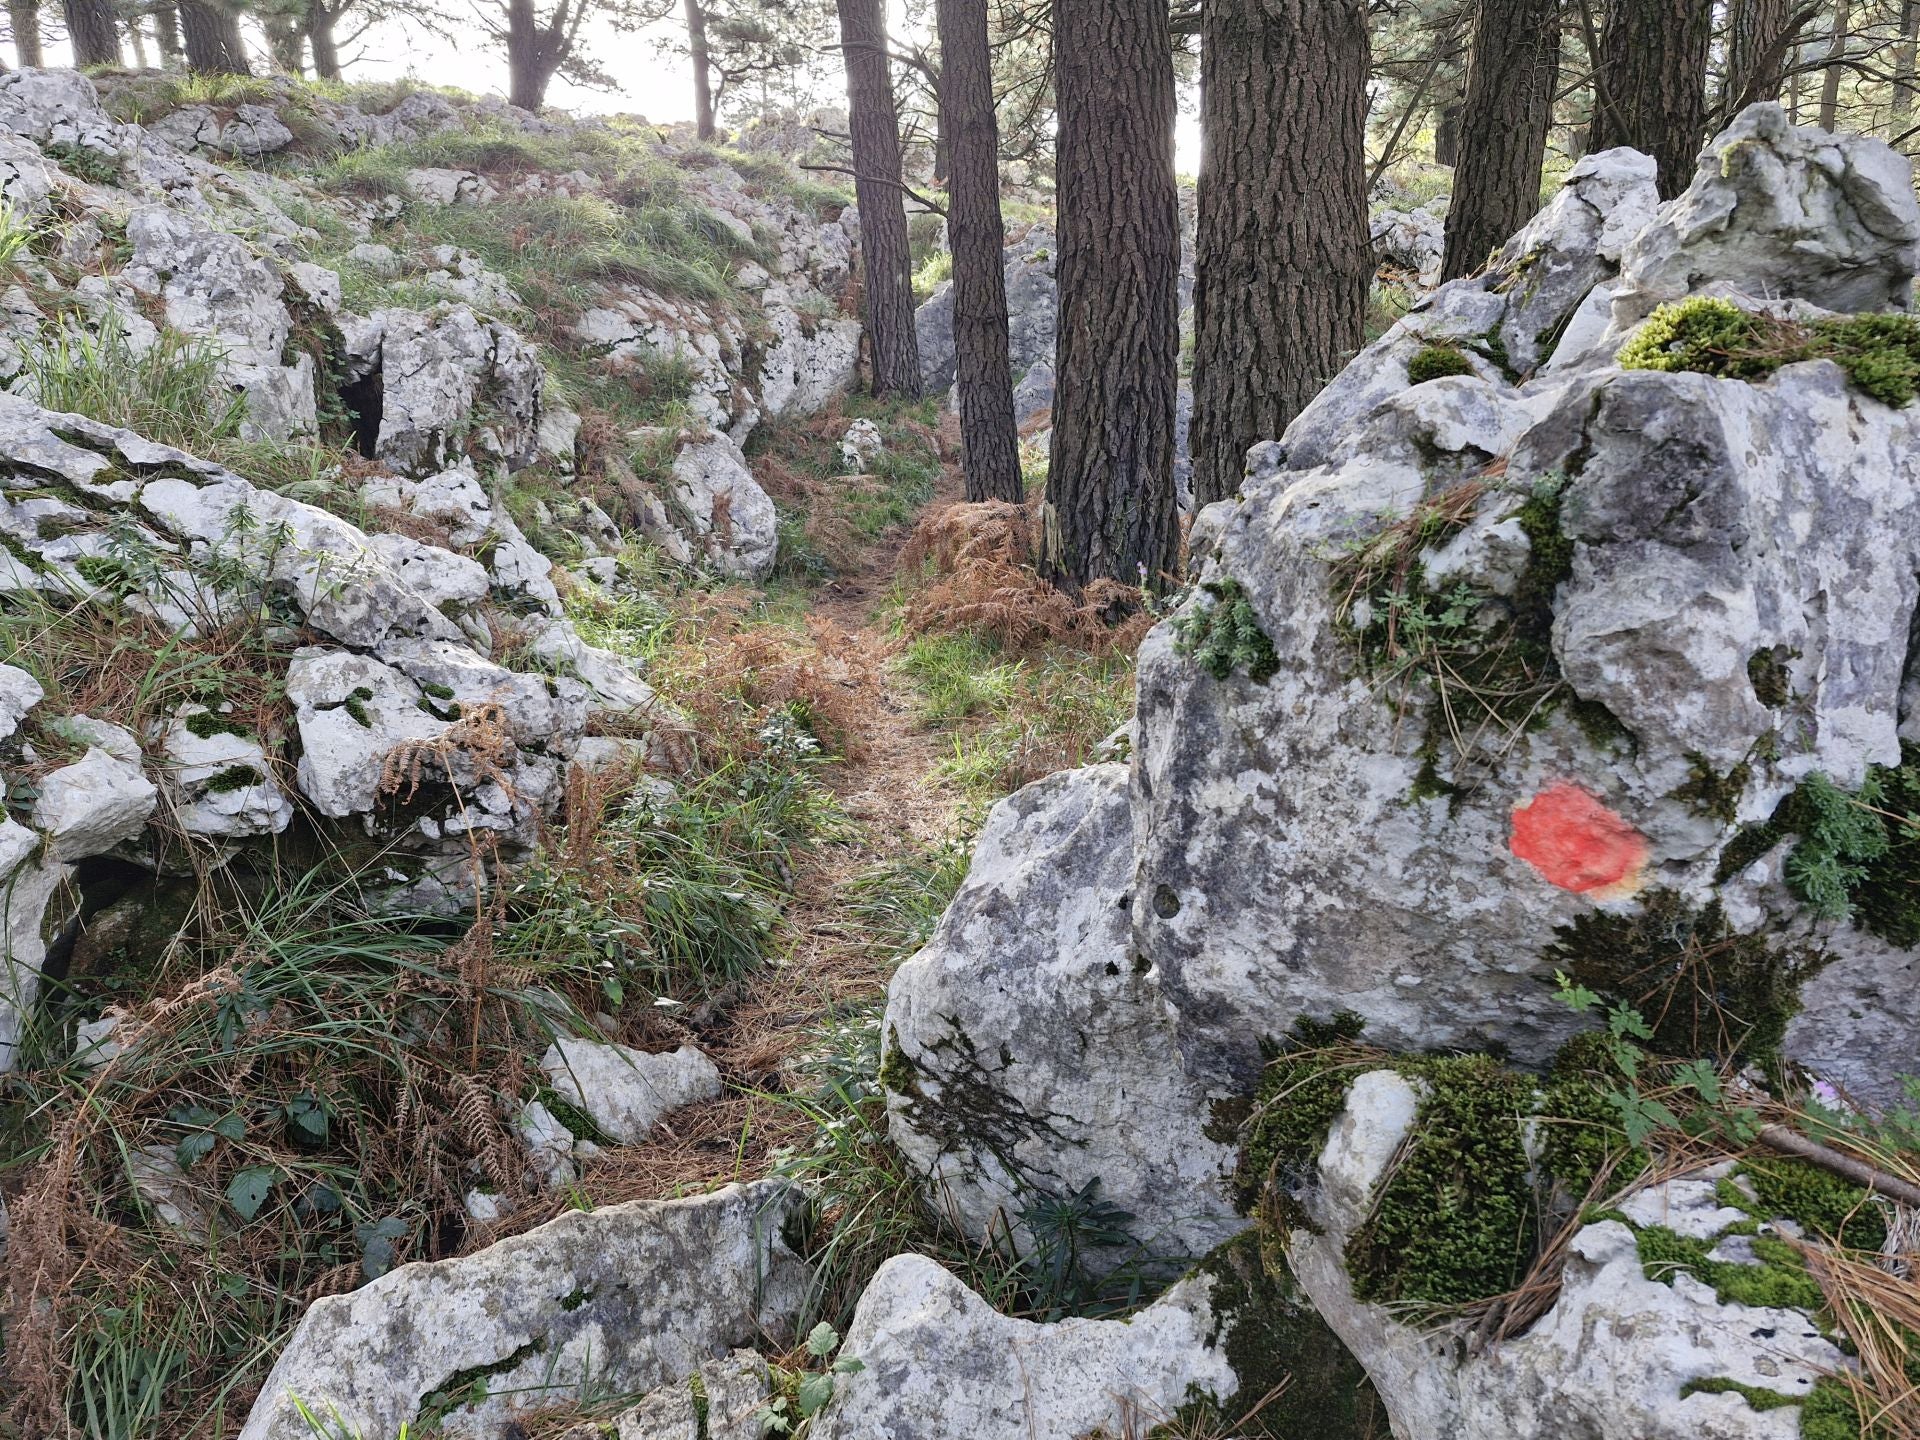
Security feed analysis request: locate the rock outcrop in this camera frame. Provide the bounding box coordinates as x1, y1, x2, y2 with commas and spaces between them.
877, 103, 1920, 1438
239, 1181, 807, 1440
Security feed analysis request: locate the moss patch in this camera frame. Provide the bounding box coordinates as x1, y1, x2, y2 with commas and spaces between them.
1543, 889, 1828, 1066
1619, 297, 1920, 408
1344, 1055, 1537, 1307
1160, 1231, 1387, 1440
1634, 1224, 1824, 1310
1236, 1012, 1371, 1211
1406, 343, 1476, 385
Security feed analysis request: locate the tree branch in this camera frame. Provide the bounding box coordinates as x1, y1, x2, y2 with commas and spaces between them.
800, 161, 947, 216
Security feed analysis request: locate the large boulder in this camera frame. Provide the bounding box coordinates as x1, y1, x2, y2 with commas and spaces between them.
238, 1181, 808, 1440
882, 100, 1920, 1292
915, 225, 1057, 397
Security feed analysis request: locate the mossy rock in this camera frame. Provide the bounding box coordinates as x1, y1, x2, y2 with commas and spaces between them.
1158, 1230, 1388, 1440
1173, 577, 1280, 684
1406, 343, 1476, 385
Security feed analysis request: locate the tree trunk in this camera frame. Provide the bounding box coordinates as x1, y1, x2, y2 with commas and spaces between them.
264, 10, 304, 72
1191, 0, 1370, 510
506, 0, 563, 110
1818, 0, 1848, 131
63, 0, 121, 66
1434, 98, 1463, 165
836, 0, 922, 397
938, 0, 1020, 501
1896, 0, 1918, 128
178, 0, 250, 73
1044, 0, 1181, 589
1442, 0, 1561, 280
1727, 0, 1793, 106
153, 2, 181, 66
10, 0, 40, 67
685, 0, 715, 139
305, 0, 338, 79
1588, 0, 1712, 199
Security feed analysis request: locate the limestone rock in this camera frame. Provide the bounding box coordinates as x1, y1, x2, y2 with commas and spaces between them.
1371, 205, 1445, 287
1280, 1078, 1850, 1440
237, 1181, 809, 1440
539, 1039, 723, 1145
839, 417, 883, 474
32, 747, 157, 861
350, 306, 546, 476
915, 225, 1056, 395
885, 766, 1238, 1260
608, 1351, 769, 1440
160, 707, 293, 839
659, 429, 779, 581
1613, 102, 1920, 329
0, 663, 43, 741
812, 1254, 1232, 1440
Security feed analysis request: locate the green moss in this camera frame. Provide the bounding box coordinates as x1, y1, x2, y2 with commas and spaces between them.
1537, 1033, 1634, 1199
1672, 753, 1753, 824
1801, 1379, 1864, 1440
1173, 578, 1280, 684
1739, 1156, 1886, 1252
414, 1337, 547, 1429
341, 685, 374, 729
1344, 1055, 1537, 1307
1635, 1224, 1825, 1310
1543, 889, 1828, 1065
0, 530, 49, 574
1158, 1231, 1387, 1440
1619, 297, 1920, 408
1237, 1013, 1370, 1210
183, 710, 250, 741
202, 764, 264, 795
1846, 743, 1920, 946
1406, 343, 1476, 385
533, 1086, 610, 1148
1678, 1376, 1803, 1411
877, 1025, 921, 1099
1748, 647, 1795, 708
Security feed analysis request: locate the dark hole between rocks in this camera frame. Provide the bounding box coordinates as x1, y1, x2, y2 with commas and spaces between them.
340, 369, 385, 460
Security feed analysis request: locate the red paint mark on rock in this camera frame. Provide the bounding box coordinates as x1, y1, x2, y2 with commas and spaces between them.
1510, 783, 1649, 899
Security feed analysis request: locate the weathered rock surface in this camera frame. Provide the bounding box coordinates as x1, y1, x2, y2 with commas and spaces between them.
812, 1254, 1233, 1440
238, 1181, 808, 1440
883, 104, 1920, 1385
540, 1039, 723, 1144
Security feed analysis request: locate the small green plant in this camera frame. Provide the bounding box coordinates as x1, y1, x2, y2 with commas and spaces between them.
1405, 342, 1476, 384
1785, 771, 1892, 921
1172, 578, 1279, 683
759, 1323, 866, 1434
45, 141, 123, 186
21, 312, 246, 451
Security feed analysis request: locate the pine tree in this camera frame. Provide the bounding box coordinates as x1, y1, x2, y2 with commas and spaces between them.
1442, 0, 1560, 280
1044, 0, 1181, 589
1588, 0, 1713, 200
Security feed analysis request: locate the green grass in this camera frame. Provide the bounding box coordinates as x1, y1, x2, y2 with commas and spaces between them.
899, 632, 1019, 722
22, 314, 246, 451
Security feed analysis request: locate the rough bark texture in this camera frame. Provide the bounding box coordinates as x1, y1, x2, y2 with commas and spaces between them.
1443, 0, 1561, 280
938, 0, 1022, 502
154, 3, 182, 66
686, 0, 716, 140
1044, 0, 1181, 588
1898, 0, 1918, 124
62, 0, 121, 67
1589, 0, 1712, 199
506, 0, 569, 111
10, 0, 40, 67
836, 0, 922, 397
1434, 98, 1462, 165
1819, 0, 1849, 131
305, 0, 339, 79
1190, 0, 1370, 509
1727, 0, 1795, 106
179, 0, 250, 73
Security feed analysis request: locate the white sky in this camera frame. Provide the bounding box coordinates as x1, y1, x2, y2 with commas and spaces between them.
46, 4, 1206, 172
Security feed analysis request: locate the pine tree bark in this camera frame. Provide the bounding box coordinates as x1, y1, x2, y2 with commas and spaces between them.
63, 0, 121, 66
1191, 0, 1370, 509
1727, 0, 1794, 107
154, 3, 181, 65
938, 0, 1020, 501
1442, 0, 1561, 280
836, 0, 922, 397
304, 0, 339, 78
685, 0, 715, 139
1588, 0, 1711, 199
506, 0, 566, 111
179, 0, 250, 73
10, 0, 40, 66
1896, 0, 1918, 127
1818, 0, 1848, 131
1043, 0, 1180, 589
